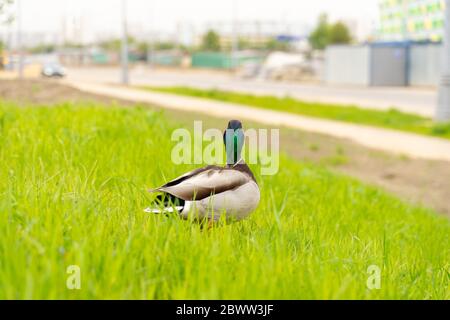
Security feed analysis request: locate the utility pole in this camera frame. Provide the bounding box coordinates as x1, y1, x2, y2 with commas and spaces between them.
147, 1, 154, 68
147, 31, 154, 68
121, 0, 129, 85
17, 0, 24, 79
230, 0, 238, 71
437, 0, 450, 121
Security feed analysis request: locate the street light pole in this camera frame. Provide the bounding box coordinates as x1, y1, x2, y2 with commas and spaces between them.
17, 0, 24, 79
230, 0, 238, 70
436, 0, 450, 121
121, 0, 129, 85
147, 1, 154, 68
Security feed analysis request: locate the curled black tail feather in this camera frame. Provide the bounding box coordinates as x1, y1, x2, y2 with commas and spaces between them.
144, 193, 185, 215
154, 193, 185, 208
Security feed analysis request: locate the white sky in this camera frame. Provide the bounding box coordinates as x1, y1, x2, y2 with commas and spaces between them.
1, 0, 380, 43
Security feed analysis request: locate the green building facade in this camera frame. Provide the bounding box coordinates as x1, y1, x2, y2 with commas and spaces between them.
378, 0, 446, 41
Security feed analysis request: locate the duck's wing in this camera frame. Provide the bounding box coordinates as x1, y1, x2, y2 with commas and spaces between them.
152, 167, 251, 201
155, 165, 221, 189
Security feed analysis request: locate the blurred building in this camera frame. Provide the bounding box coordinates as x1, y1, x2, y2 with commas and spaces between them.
378, 0, 446, 41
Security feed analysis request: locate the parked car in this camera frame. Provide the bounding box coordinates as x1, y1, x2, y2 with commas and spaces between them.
41, 63, 66, 78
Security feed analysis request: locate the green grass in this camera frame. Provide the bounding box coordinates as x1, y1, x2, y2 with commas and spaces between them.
141, 86, 450, 140
0, 101, 449, 299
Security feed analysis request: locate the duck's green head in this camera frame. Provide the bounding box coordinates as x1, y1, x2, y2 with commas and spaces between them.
223, 120, 244, 165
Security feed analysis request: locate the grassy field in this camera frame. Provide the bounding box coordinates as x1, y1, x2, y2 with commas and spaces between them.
142, 86, 450, 140
0, 100, 449, 299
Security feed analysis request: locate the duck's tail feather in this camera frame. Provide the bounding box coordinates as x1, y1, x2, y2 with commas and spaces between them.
144, 206, 184, 214
144, 193, 185, 215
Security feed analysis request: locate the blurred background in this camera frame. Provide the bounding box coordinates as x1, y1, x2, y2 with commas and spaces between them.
0, 1, 445, 92
1, 0, 450, 214
1, 0, 376, 73
1, 0, 450, 119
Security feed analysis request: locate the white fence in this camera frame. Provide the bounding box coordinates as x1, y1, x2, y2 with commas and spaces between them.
409, 44, 442, 87
324, 45, 370, 86
325, 43, 443, 87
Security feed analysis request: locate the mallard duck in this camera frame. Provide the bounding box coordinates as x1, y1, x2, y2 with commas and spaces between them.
145, 120, 260, 222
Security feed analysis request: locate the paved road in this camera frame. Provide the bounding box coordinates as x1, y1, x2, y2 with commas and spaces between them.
67, 67, 438, 117
65, 80, 450, 162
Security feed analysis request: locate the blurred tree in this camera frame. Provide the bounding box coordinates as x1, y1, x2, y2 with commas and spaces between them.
237, 38, 250, 50
99, 39, 121, 51
0, 0, 13, 25
63, 42, 84, 49
136, 41, 180, 54
137, 42, 149, 55
329, 21, 352, 45
309, 14, 352, 50
201, 30, 221, 51
309, 14, 330, 50
29, 44, 56, 54
154, 42, 177, 51
0, 1, 13, 69
0, 0, 11, 67
265, 38, 290, 51
100, 36, 136, 51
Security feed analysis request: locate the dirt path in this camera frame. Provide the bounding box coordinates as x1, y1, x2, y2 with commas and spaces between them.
65, 80, 450, 162
1, 79, 449, 215
67, 66, 436, 117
